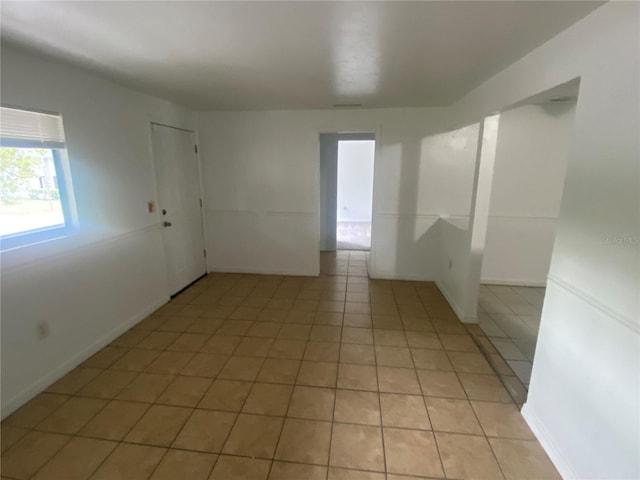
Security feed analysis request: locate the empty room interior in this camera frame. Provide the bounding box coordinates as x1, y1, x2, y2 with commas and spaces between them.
0, 2, 638, 480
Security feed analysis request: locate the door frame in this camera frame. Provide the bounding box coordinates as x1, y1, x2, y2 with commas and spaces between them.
149, 122, 208, 297
316, 128, 381, 276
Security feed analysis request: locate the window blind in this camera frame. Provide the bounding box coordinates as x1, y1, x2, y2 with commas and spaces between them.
0, 106, 66, 148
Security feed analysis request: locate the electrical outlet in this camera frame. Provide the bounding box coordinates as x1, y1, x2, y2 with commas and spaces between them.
448, 259, 453, 270
36, 321, 50, 340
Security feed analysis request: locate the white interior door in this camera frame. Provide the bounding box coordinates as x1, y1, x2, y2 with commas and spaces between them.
152, 124, 206, 295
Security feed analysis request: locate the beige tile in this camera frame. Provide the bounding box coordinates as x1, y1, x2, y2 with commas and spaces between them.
201, 334, 242, 355
168, 332, 210, 352
373, 329, 407, 347
243, 383, 293, 416
337, 364, 377, 391
209, 455, 270, 480
181, 353, 228, 377
417, 370, 466, 398
314, 311, 344, 326
90, 443, 165, 480
38, 397, 107, 434
217, 319, 254, 336
32, 437, 116, 480
218, 356, 264, 381
310, 325, 342, 342
426, 397, 482, 434
375, 346, 413, 368
268, 339, 307, 359
304, 341, 340, 362
489, 438, 562, 480
187, 318, 224, 334
436, 432, 505, 480
471, 401, 535, 439
288, 386, 335, 421
459, 373, 512, 402
135, 331, 179, 350
80, 400, 148, 440
379, 393, 430, 429
269, 462, 327, 480
278, 324, 312, 340
297, 361, 337, 387
82, 346, 128, 369
79, 370, 137, 399
343, 314, 371, 328
145, 351, 195, 374
340, 343, 376, 365
111, 329, 148, 348
116, 373, 174, 403
124, 405, 192, 447
157, 376, 212, 407
341, 327, 373, 344
275, 418, 332, 465
1, 431, 70, 479
330, 423, 384, 471
383, 428, 443, 477
198, 379, 252, 411
257, 358, 301, 384
334, 389, 380, 425
223, 413, 283, 458
111, 349, 162, 371
46, 367, 103, 395
0, 425, 29, 453
235, 337, 274, 357
448, 351, 493, 374
411, 348, 453, 371
377, 366, 421, 394
247, 322, 282, 338
3, 393, 69, 428
150, 450, 217, 480
172, 409, 236, 452
438, 334, 480, 352
406, 332, 443, 349
328, 468, 385, 480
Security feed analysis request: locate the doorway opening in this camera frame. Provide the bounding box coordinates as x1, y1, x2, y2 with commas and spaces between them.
319, 132, 375, 257
474, 79, 580, 393
336, 138, 375, 250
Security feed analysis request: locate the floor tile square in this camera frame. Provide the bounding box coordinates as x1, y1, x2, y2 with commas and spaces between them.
377, 366, 420, 394
337, 364, 378, 391
38, 397, 107, 434
330, 423, 384, 471
157, 375, 212, 407
223, 413, 284, 458
297, 361, 338, 387
172, 409, 236, 452
383, 427, 443, 477
198, 379, 252, 411
209, 455, 271, 480
417, 370, 466, 398
1, 431, 70, 479
275, 418, 332, 465
242, 383, 293, 416
90, 443, 166, 480
124, 405, 191, 447
489, 438, 562, 479
334, 389, 380, 425
32, 437, 116, 480
339, 344, 376, 365
426, 397, 483, 434
471, 401, 535, 439
379, 393, 430, 429
79, 400, 148, 440
218, 356, 264, 381
257, 358, 301, 384
149, 450, 217, 480
269, 462, 327, 479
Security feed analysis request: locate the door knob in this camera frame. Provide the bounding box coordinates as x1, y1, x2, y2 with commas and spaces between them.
163, 221, 172, 227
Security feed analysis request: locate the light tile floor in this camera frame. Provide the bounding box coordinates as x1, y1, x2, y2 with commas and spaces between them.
477, 285, 545, 389
1, 252, 559, 480
336, 222, 371, 251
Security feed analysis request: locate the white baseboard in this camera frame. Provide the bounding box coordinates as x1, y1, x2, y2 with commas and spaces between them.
521, 403, 576, 480
435, 280, 477, 324
208, 265, 318, 277
368, 269, 436, 282
481, 278, 547, 287
1, 296, 169, 420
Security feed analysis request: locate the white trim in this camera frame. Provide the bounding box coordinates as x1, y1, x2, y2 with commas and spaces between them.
481, 278, 548, 287
208, 265, 317, 277
521, 402, 578, 480
547, 274, 638, 334
435, 279, 477, 324
369, 270, 436, 282
0, 295, 169, 420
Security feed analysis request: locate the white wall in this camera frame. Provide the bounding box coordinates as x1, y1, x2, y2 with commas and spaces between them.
0, 45, 195, 417
197, 107, 466, 280
481, 102, 576, 285
337, 140, 375, 222
449, 3, 639, 478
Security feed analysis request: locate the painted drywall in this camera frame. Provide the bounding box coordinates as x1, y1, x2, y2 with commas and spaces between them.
196, 107, 464, 280
481, 103, 576, 285
0, 45, 195, 417
449, 2, 639, 478
337, 140, 375, 222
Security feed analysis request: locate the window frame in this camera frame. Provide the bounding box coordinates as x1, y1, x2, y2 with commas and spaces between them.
1, 112, 76, 251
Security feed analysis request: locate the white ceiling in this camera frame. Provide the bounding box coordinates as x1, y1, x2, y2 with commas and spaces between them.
0, 1, 603, 111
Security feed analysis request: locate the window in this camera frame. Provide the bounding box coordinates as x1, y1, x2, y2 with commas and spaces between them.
0, 106, 74, 249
